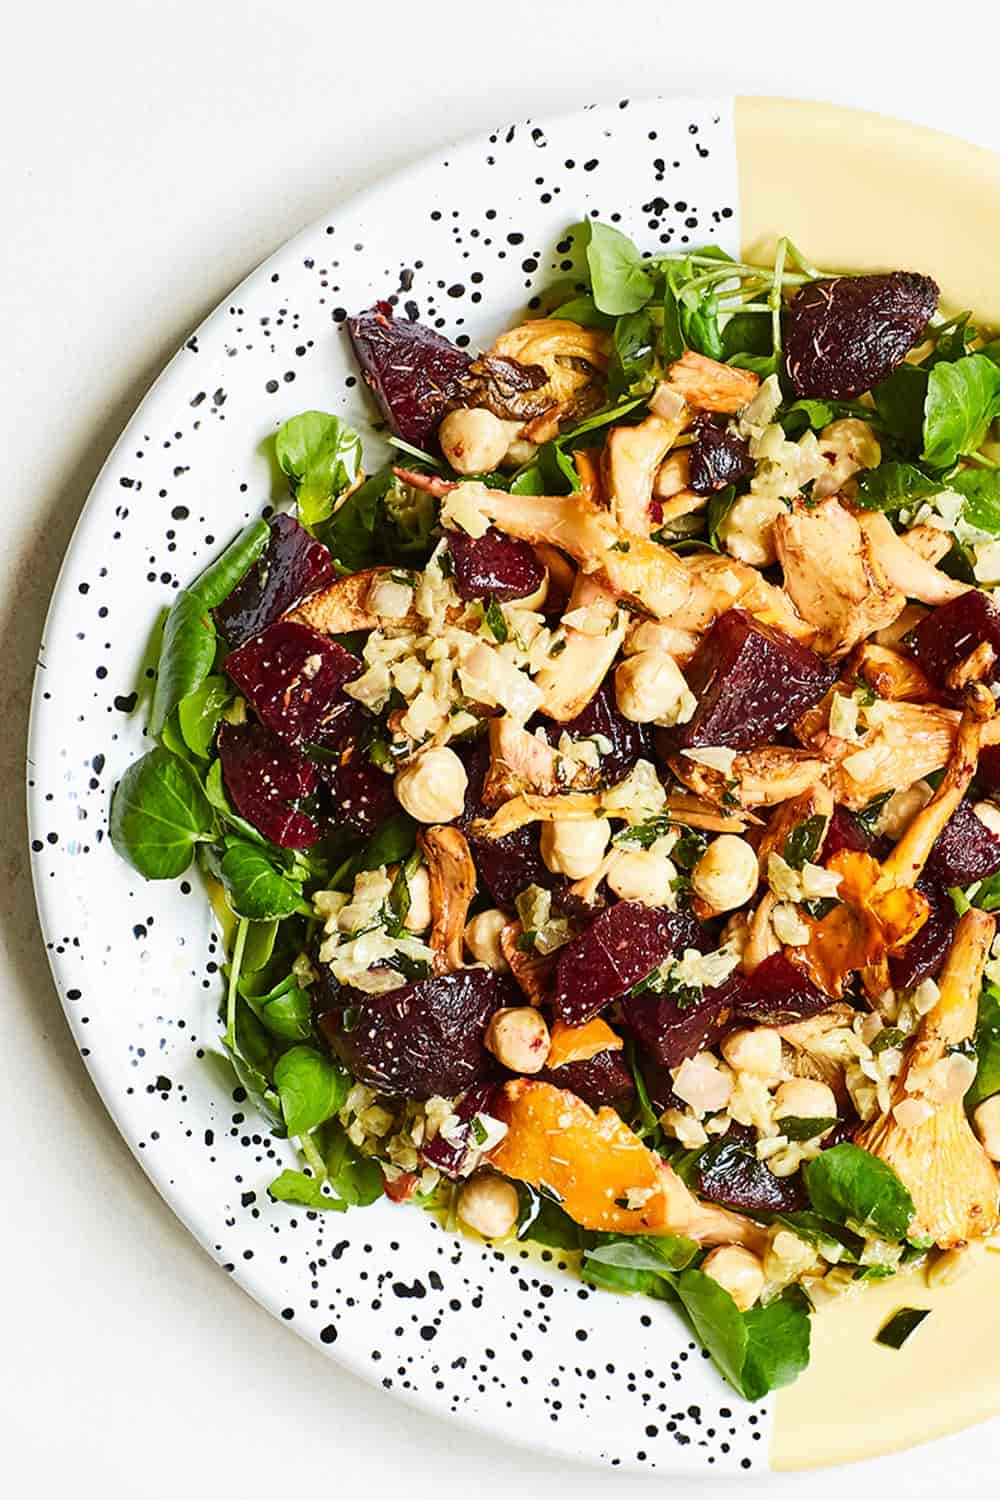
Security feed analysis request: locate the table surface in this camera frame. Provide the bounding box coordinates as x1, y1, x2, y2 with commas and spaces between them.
5, 2, 998, 1494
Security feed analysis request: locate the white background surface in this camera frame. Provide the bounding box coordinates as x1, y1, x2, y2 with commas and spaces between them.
4, 2, 998, 1495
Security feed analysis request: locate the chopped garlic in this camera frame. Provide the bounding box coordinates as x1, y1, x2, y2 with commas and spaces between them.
439, 480, 491, 538
771, 901, 810, 946
828, 691, 860, 742
682, 746, 738, 775
602, 758, 669, 820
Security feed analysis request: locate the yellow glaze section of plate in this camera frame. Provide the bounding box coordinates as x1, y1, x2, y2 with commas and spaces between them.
736, 95, 1000, 323
735, 96, 1000, 1466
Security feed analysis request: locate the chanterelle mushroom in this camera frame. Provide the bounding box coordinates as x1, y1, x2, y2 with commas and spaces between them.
487, 319, 612, 422
856, 909, 1000, 1247
775, 497, 905, 656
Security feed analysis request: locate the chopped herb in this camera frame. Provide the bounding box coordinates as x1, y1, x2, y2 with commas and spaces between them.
783, 814, 827, 870
875, 1307, 930, 1349
776, 1115, 837, 1141
484, 598, 508, 643
548, 638, 568, 657
870, 1026, 906, 1055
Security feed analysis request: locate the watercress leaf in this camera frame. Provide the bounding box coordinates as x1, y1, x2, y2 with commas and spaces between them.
854, 461, 946, 513
355, 811, 418, 874
681, 288, 724, 362
585, 220, 654, 316
673, 1269, 748, 1394
584, 1235, 698, 1272
203, 757, 268, 845
721, 310, 772, 361
580, 1259, 675, 1298
922, 353, 1000, 469
610, 309, 656, 398
536, 439, 581, 494
243, 974, 313, 1041
559, 395, 647, 442
275, 411, 363, 529
967, 982, 1000, 1109
740, 1287, 812, 1400
510, 464, 545, 495
241, 918, 279, 974
549, 295, 616, 330
274, 1045, 349, 1136
324, 1124, 385, 1205
772, 1210, 864, 1264
317, 468, 390, 572
110, 747, 214, 879
219, 839, 307, 920
873, 364, 929, 452
804, 1142, 915, 1240
950, 467, 1000, 534
267, 1169, 348, 1211
516, 1187, 589, 1250
780, 399, 835, 438
177, 674, 231, 758
730, 352, 780, 378
660, 274, 685, 363
191, 518, 272, 609
706, 485, 738, 551
149, 590, 217, 736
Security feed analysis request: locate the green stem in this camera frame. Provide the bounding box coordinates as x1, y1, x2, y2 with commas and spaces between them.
769, 237, 788, 357
300, 1130, 328, 1181
224, 916, 249, 1050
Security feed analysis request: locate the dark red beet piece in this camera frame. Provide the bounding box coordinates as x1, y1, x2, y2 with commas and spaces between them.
908, 591, 1000, 693
637, 1049, 685, 1115
822, 804, 875, 859
925, 798, 1000, 886
556, 680, 651, 782
625, 970, 739, 1069
347, 303, 472, 447
676, 609, 836, 751
552, 903, 706, 1026
316, 748, 396, 837
419, 1083, 503, 1178
978, 745, 1000, 796
537, 1047, 636, 1115
696, 1123, 807, 1213
224, 620, 361, 746
785, 272, 938, 399
316, 969, 515, 1100
217, 721, 321, 848
889, 878, 955, 991
446, 526, 545, 603
213, 514, 336, 647
731, 952, 833, 1025
468, 824, 555, 909
687, 421, 753, 495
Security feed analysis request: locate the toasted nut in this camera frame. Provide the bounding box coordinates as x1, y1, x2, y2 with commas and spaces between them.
539, 816, 611, 880
439, 407, 514, 474
774, 1078, 837, 1126
721, 1027, 783, 1082
485, 1006, 551, 1073
701, 1245, 766, 1311
457, 1173, 520, 1238
394, 746, 468, 824
606, 848, 675, 906
691, 835, 759, 913
717, 493, 786, 566
464, 908, 511, 971
614, 649, 696, 726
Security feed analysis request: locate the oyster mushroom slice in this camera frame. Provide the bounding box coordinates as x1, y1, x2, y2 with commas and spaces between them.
856, 909, 1000, 1248
480, 717, 596, 808
662, 351, 760, 414
284, 566, 421, 634
534, 574, 626, 722
858, 510, 971, 607
603, 397, 689, 537
418, 826, 477, 975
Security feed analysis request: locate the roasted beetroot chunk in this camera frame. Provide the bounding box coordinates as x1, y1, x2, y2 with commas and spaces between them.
224, 621, 360, 745
687, 421, 753, 495
537, 1047, 636, 1114
626, 973, 738, 1069
316, 969, 514, 1100
552, 902, 706, 1026
446, 526, 545, 603
557, 680, 651, 782
213, 514, 336, 647
978, 745, 1000, 796
468, 824, 555, 909
676, 610, 836, 751
785, 272, 938, 399
822, 804, 876, 859
347, 303, 472, 447
731, 952, 833, 1025
908, 590, 1000, 693
696, 1123, 806, 1213
889, 877, 955, 991
217, 721, 321, 848
419, 1083, 503, 1178
316, 748, 396, 837
925, 798, 1000, 886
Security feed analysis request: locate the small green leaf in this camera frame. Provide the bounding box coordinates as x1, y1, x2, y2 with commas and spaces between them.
325, 1124, 385, 1205
110, 748, 214, 879
219, 840, 307, 920
276, 411, 363, 528
951, 467, 1000, 534
740, 1287, 812, 1400
273, 1046, 349, 1136
967, 982, 1000, 1109
191, 518, 272, 609
358, 811, 417, 871
549, 295, 616, 330
873, 364, 929, 451
243, 974, 313, 1041
854, 462, 946, 513
177, 675, 231, 758
585, 221, 654, 316
673, 1269, 748, 1394
804, 1143, 915, 1241
923, 354, 1000, 469
267, 1169, 348, 1211
707, 484, 738, 551
149, 590, 217, 736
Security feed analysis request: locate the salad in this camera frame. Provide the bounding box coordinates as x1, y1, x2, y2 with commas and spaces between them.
110, 219, 1000, 1402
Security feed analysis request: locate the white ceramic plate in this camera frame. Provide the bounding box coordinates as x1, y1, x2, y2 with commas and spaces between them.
28, 94, 1000, 1474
